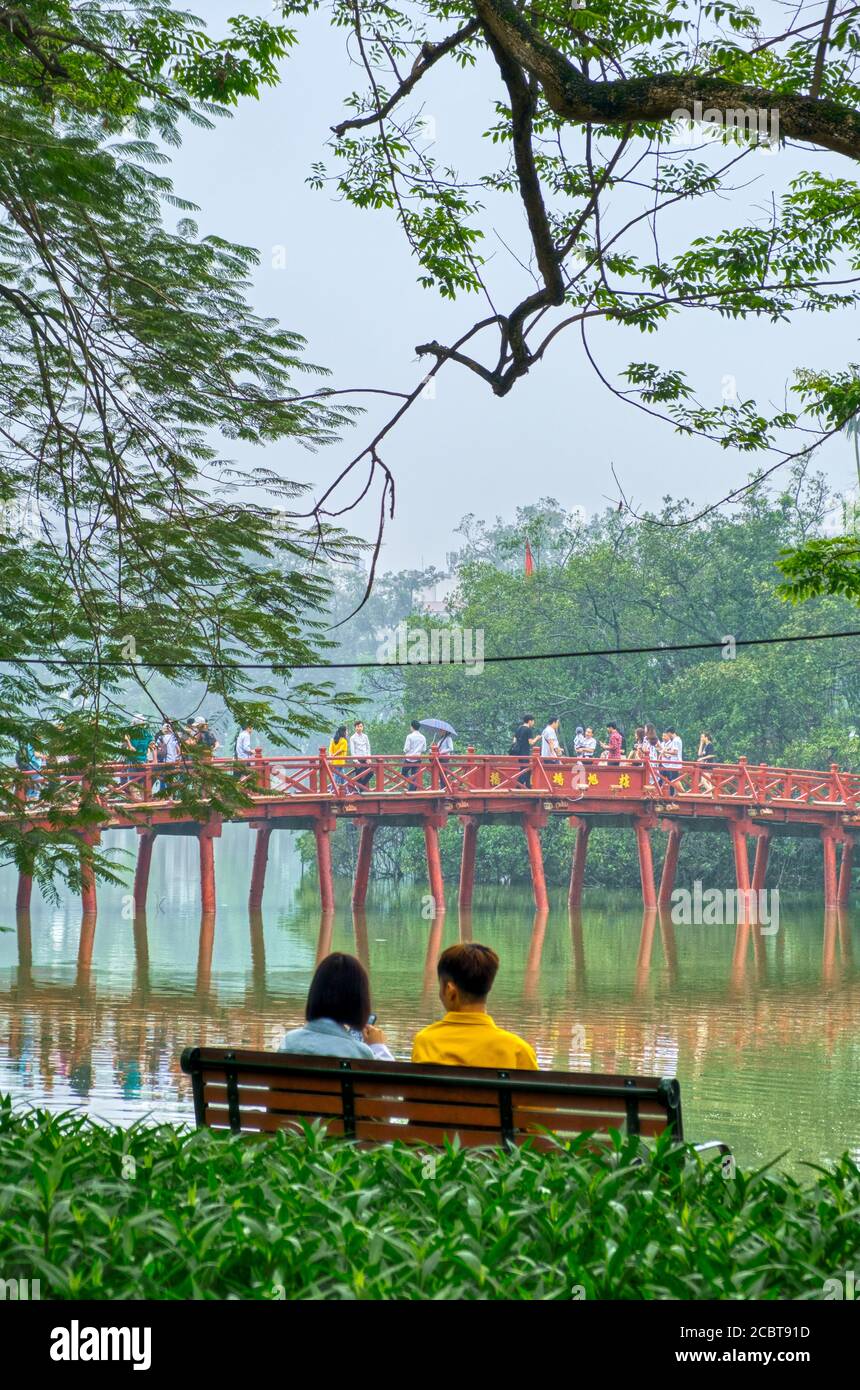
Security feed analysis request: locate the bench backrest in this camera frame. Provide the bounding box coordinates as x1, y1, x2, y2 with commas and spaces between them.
180, 1047, 684, 1148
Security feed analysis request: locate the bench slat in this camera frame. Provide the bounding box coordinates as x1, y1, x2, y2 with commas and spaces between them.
514, 1107, 669, 1137
202, 1068, 343, 1096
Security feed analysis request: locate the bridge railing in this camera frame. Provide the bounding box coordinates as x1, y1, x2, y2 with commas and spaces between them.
3, 751, 860, 811
641, 757, 860, 807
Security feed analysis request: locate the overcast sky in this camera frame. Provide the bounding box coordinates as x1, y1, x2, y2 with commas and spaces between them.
166, 3, 860, 573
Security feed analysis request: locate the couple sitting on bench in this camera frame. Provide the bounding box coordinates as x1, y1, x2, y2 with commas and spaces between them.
280, 943, 538, 1071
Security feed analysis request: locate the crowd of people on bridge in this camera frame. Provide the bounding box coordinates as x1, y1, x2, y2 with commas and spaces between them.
316, 716, 717, 796
281, 943, 539, 1070
13, 708, 716, 802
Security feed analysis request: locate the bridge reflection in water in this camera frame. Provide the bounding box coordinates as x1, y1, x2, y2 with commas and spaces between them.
3, 894, 859, 1167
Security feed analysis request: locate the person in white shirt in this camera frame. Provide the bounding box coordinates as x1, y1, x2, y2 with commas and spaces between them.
402, 719, 427, 791
659, 726, 683, 797
349, 720, 372, 791
235, 724, 253, 760
582, 727, 598, 759
541, 718, 562, 760
161, 724, 180, 762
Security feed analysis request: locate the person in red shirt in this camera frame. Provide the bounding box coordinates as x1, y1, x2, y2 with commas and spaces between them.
602, 722, 623, 763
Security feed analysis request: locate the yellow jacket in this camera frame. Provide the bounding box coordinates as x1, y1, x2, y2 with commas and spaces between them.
412, 1011, 538, 1070
328, 738, 348, 765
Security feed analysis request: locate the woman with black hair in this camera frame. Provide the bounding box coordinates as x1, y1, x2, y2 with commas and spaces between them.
280, 953, 394, 1060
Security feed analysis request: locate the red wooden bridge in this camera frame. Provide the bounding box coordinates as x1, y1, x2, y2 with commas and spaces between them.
5, 748, 859, 918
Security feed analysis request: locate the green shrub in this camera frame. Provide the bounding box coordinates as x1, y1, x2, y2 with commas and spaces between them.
0, 1096, 858, 1300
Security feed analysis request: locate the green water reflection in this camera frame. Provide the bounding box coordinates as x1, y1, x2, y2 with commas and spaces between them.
1, 825, 858, 1170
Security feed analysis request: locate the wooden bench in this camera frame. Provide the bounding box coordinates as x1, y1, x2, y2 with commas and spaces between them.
181, 1046, 705, 1150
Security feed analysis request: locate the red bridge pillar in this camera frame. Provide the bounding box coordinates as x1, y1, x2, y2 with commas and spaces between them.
634, 819, 657, 910
821, 830, 839, 910
248, 825, 272, 911
458, 817, 478, 911
658, 824, 683, 908
838, 839, 854, 906
352, 820, 375, 909
134, 829, 156, 913
523, 818, 549, 913
729, 820, 751, 922
424, 821, 446, 914
751, 830, 771, 894
199, 830, 217, 915
315, 819, 336, 912
567, 816, 590, 910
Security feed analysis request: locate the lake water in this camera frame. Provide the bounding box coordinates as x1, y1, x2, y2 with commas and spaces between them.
1, 823, 858, 1170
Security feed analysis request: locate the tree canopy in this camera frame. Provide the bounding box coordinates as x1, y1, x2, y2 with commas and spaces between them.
0, 2, 359, 888
297, 0, 860, 580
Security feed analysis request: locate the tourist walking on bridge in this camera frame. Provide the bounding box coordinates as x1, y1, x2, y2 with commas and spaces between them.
511, 715, 539, 787
402, 720, 426, 791
349, 720, 373, 791
540, 717, 563, 762
697, 730, 716, 794
659, 727, 683, 797
328, 726, 349, 789
601, 722, 623, 763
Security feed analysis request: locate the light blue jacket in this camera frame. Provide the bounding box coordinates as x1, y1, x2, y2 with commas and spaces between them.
279, 1017, 393, 1061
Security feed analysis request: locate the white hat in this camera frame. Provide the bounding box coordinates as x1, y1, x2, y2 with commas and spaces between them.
192, 716, 207, 726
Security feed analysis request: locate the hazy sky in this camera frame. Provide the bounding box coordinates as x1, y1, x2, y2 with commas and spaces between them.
167, 3, 860, 572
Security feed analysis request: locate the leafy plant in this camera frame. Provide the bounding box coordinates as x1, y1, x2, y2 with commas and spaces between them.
1, 1096, 858, 1299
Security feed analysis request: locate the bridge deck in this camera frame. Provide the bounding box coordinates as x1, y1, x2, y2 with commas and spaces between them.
4, 751, 857, 915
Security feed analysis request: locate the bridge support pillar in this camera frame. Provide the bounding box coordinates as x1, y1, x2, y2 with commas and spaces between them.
567, 817, 590, 909
729, 820, 752, 921
199, 831, 217, 915
751, 831, 771, 894
838, 839, 854, 906
658, 825, 683, 909
523, 820, 549, 913
634, 820, 657, 910
821, 830, 839, 910
352, 821, 375, 909
315, 822, 335, 912
458, 817, 478, 911
423, 822, 445, 915
134, 830, 156, 913
248, 825, 272, 911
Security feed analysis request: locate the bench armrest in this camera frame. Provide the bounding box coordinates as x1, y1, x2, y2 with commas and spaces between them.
693, 1140, 732, 1158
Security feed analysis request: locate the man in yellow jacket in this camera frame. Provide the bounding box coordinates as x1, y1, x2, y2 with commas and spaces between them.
412, 942, 538, 1070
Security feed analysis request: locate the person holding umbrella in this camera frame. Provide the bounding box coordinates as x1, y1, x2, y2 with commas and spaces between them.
421, 718, 456, 790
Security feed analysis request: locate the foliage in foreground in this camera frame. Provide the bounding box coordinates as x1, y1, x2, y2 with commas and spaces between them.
0, 1099, 858, 1300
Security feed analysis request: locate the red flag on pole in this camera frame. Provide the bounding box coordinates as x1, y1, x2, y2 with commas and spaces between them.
525, 541, 534, 576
